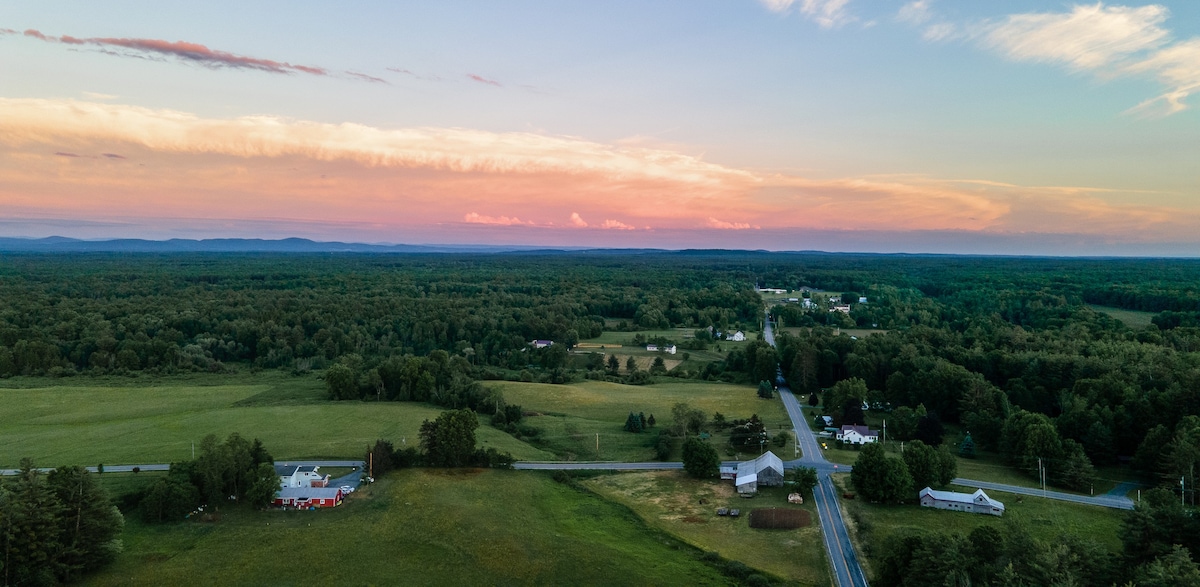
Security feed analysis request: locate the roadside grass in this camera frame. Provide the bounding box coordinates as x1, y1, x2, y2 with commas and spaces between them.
492, 380, 792, 461
1089, 305, 1155, 329
778, 327, 887, 338
585, 470, 829, 586
0, 373, 552, 467
86, 468, 732, 586
832, 474, 1127, 582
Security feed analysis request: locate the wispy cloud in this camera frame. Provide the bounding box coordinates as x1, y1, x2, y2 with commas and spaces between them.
896, 1, 932, 25
464, 212, 533, 226
346, 71, 388, 84
983, 4, 1169, 69
467, 74, 502, 87
933, 3, 1200, 116
81, 91, 119, 100
54, 151, 82, 158
758, 0, 855, 29
21, 29, 330, 75
707, 217, 759, 230
15, 27, 397, 84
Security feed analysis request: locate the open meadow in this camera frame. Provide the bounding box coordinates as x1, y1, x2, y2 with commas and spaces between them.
1088, 305, 1156, 329
85, 468, 734, 587
0, 373, 553, 467
492, 379, 793, 461
586, 470, 830, 586
831, 474, 1127, 580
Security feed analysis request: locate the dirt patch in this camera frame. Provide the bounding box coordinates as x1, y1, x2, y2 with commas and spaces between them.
682, 515, 707, 524
748, 508, 810, 530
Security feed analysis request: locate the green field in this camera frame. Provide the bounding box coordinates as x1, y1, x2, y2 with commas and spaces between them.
0, 373, 553, 467
493, 380, 793, 461
833, 475, 1127, 580
586, 470, 829, 586
1089, 305, 1156, 329
85, 469, 733, 586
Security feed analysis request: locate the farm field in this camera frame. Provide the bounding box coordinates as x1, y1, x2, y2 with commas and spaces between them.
585, 470, 829, 586
833, 475, 1127, 581
493, 380, 793, 461
85, 468, 732, 586
0, 373, 552, 467
1089, 305, 1156, 329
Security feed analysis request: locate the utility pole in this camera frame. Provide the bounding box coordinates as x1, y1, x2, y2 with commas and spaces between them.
596, 433, 599, 455
1183, 475, 1186, 507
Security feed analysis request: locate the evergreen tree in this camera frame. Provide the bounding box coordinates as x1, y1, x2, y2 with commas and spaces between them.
959, 433, 977, 459
623, 412, 644, 433
647, 414, 656, 427
757, 380, 774, 399
606, 354, 620, 376
46, 466, 124, 582
2, 459, 63, 586
625, 356, 638, 373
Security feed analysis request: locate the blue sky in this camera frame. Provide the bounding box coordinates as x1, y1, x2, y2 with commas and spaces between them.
2, 1, 1198, 254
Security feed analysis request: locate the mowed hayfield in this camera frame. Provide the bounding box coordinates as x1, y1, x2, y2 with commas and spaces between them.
85, 469, 732, 587
0, 373, 553, 467
586, 470, 829, 585
492, 380, 794, 461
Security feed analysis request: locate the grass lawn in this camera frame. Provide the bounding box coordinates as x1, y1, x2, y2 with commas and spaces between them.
585, 470, 829, 586
1089, 305, 1155, 329
832, 474, 1127, 581
86, 468, 732, 586
0, 372, 553, 468
492, 380, 792, 461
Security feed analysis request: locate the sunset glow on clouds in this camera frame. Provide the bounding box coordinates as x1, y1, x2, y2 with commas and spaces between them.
1, 2, 1198, 254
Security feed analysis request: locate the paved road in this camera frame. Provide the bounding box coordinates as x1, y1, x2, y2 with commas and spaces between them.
766, 314, 870, 587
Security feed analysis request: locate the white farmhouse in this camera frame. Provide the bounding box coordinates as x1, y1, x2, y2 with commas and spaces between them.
836, 424, 879, 445
729, 331, 746, 342
275, 464, 330, 488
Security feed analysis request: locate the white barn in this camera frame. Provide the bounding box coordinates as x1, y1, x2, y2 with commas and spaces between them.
735, 451, 785, 495
918, 487, 1005, 516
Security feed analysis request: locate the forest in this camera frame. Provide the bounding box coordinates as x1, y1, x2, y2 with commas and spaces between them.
4, 251, 1200, 583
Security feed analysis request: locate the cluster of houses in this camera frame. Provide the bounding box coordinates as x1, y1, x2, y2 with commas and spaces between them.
272, 464, 349, 509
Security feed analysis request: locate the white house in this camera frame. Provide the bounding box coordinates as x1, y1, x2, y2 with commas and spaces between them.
729, 331, 746, 342
830, 305, 851, 314
735, 451, 785, 495
664, 344, 677, 355
858, 296, 868, 304
275, 464, 330, 488
531, 339, 553, 349
646, 344, 658, 352
802, 299, 816, 309
758, 287, 787, 294
836, 424, 879, 445
918, 487, 1005, 516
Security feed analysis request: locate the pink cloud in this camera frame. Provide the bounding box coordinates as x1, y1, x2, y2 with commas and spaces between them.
600, 219, 635, 230
707, 217, 759, 230
467, 74, 502, 87
569, 213, 588, 227
346, 71, 388, 84
20, 28, 332, 76
463, 212, 533, 226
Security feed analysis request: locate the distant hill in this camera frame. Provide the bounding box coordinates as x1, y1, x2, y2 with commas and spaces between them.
0, 237, 592, 254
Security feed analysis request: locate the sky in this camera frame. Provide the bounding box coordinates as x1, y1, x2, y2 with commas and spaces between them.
2, 1, 1199, 255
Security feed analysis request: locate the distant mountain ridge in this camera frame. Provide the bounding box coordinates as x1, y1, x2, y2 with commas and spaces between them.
0, 237, 594, 254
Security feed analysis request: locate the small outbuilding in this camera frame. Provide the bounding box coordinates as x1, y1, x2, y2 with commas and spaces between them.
918, 487, 1004, 516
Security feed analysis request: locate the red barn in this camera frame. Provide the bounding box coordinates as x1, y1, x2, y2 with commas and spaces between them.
274, 486, 345, 508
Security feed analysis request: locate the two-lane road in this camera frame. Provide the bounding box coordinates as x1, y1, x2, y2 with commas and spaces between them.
765, 313, 870, 587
